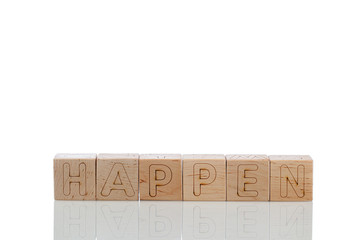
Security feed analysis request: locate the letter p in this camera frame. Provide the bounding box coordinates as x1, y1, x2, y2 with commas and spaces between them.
149, 164, 172, 197
193, 163, 216, 196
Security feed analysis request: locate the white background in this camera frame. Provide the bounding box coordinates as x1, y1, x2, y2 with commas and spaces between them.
0, 0, 359, 239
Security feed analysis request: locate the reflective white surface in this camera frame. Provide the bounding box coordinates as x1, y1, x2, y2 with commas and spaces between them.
54, 201, 312, 240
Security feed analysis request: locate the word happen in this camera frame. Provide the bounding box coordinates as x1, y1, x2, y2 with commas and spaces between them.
54, 154, 313, 201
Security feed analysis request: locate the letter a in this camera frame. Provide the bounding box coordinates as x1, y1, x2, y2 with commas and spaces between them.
101, 163, 135, 197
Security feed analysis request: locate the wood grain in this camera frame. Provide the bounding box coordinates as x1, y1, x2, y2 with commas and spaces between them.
226, 154, 269, 201
97, 153, 139, 200
54, 153, 96, 200
183, 154, 226, 201
139, 154, 182, 200
53, 153, 314, 201
270, 155, 313, 201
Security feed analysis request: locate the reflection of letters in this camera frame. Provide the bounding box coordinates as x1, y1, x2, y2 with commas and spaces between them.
149, 205, 172, 237
101, 163, 135, 197
280, 205, 304, 237
63, 163, 86, 196
149, 165, 172, 197
54, 201, 312, 240
226, 202, 269, 240
193, 206, 216, 238
270, 202, 312, 240
101, 205, 135, 238
237, 206, 257, 238
193, 163, 216, 196
54, 201, 96, 240
63, 206, 87, 237
280, 165, 305, 198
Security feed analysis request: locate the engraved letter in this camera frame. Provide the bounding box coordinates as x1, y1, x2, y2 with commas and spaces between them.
149, 164, 172, 197
280, 165, 305, 198
237, 164, 258, 197
101, 163, 135, 197
63, 163, 86, 196
193, 163, 216, 196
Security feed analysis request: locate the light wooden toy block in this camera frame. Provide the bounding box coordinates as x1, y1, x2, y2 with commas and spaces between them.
96, 153, 139, 200
270, 155, 313, 201
54, 153, 96, 200
226, 154, 269, 201
183, 154, 226, 201
139, 154, 182, 200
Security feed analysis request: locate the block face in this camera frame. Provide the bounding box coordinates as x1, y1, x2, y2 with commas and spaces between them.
183, 154, 226, 201
226, 155, 269, 201
270, 155, 313, 201
54, 154, 96, 200
139, 154, 182, 200
97, 154, 139, 200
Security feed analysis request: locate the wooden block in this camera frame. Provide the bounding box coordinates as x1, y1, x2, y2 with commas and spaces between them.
96, 153, 139, 200
139, 154, 182, 200
226, 154, 269, 201
54, 153, 96, 200
270, 155, 313, 201
183, 154, 226, 201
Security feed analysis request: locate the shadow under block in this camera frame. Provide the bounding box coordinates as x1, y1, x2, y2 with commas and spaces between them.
97, 153, 139, 200
226, 155, 269, 201
139, 154, 182, 200
54, 153, 96, 200
270, 155, 313, 201
183, 154, 226, 201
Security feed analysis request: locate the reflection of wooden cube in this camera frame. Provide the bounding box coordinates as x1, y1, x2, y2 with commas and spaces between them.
183, 154, 226, 201
54, 201, 96, 239
97, 154, 139, 200
270, 202, 313, 239
183, 202, 226, 239
226, 201, 269, 239
270, 155, 313, 201
139, 201, 182, 239
226, 155, 269, 201
139, 154, 182, 200
54, 154, 96, 200
97, 201, 139, 239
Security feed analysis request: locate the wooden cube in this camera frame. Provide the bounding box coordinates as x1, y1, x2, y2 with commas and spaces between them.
270, 155, 313, 201
54, 153, 96, 200
97, 153, 139, 200
226, 154, 269, 201
183, 154, 226, 201
139, 154, 182, 200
